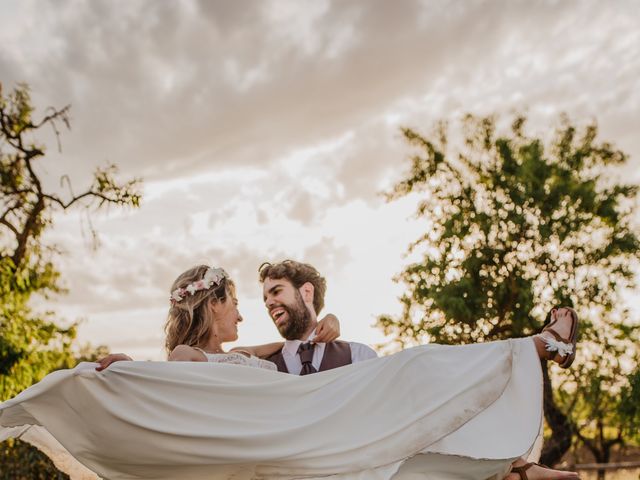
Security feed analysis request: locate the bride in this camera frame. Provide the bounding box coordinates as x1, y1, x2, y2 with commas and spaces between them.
1, 263, 582, 480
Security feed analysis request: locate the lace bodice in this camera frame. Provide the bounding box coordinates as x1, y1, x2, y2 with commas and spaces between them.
198, 351, 277, 371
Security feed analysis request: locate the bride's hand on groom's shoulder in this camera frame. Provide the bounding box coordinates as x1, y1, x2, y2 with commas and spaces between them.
314, 313, 341, 343
95, 353, 133, 371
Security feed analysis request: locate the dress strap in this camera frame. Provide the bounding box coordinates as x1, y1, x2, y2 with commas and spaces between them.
510, 462, 534, 480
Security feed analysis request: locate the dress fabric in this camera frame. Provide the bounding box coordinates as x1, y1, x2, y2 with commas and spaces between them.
0, 338, 543, 480
197, 351, 278, 371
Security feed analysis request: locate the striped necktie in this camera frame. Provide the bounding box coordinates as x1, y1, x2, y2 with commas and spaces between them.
297, 342, 317, 375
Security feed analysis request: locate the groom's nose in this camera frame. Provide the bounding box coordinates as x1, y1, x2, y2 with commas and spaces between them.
265, 296, 275, 309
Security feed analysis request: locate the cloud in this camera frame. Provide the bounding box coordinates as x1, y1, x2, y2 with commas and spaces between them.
303, 236, 352, 277
3, 0, 638, 195
5, 0, 640, 357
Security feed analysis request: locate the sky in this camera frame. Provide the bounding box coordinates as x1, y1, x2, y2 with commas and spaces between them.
1, 0, 639, 360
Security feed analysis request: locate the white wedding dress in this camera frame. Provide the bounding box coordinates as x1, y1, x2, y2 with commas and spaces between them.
0, 339, 543, 480
194, 350, 279, 371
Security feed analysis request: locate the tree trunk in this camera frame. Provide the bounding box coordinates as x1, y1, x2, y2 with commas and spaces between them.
12, 196, 45, 270
539, 359, 573, 465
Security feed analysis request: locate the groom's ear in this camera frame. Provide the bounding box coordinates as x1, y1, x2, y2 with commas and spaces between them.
298, 282, 314, 305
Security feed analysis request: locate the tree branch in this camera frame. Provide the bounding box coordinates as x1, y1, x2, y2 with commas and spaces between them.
42, 191, 114, 210
0, 200, 22, 225
33, 105, 71, 130
23, 155, 43, 196
12, 196, 45, 269
575, 428, 601, 461
0, 217, 19, 237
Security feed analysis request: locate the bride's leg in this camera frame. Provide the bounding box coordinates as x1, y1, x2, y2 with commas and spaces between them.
503, 309, 581, 479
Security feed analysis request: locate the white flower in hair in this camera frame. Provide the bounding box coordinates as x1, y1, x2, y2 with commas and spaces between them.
169, 267, 228, 305
204, 267, 227, 286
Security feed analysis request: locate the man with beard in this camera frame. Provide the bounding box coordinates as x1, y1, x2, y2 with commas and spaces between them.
259, 260, 377, 375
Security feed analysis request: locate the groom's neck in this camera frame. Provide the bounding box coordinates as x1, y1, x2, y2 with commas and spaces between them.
298, 319, 318, 342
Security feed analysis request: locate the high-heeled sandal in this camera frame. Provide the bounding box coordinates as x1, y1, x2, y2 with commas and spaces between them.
540, 307, 579, 369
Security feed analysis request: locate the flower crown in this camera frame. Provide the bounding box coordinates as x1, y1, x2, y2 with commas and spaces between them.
170, 267, 228, 306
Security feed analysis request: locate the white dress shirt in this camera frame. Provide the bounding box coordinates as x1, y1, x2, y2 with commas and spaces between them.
281, 329, 378, 375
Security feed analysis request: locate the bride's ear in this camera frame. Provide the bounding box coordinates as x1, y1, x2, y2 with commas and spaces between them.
208, 298, 220, 315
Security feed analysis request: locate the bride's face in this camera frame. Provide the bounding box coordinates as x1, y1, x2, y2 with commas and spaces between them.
211, 294, 243, 343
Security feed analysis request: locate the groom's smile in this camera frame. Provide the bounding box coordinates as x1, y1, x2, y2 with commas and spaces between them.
270, 306, 288, 326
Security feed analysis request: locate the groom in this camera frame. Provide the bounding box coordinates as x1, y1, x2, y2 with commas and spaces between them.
259, 260, 377, 374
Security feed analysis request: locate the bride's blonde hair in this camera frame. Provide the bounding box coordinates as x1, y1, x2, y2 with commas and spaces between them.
164, 264, 235, 355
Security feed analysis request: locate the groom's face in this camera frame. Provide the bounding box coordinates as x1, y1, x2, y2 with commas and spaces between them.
262, 277, 313, 340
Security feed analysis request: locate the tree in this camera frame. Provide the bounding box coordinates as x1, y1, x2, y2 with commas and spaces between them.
0, 82, 142, 477
377, 114, 640, 472
619, 368, 640, 442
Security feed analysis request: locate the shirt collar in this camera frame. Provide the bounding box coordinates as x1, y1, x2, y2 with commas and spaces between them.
282, 328, 320, 356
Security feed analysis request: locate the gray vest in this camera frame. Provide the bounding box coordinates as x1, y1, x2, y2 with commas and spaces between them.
266, 341, 352, 374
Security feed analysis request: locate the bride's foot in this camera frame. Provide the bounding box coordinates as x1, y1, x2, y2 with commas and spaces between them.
505, 460, 580, 480
534, 307, 579, 368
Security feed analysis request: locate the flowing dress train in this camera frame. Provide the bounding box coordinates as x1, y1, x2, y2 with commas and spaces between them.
0, 338, 543, 480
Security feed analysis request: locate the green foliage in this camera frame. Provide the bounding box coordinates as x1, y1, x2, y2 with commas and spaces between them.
0, 82, 142, 475
379, 114, 640, 463
0, 256, 75, 400
0, 439, 70, 480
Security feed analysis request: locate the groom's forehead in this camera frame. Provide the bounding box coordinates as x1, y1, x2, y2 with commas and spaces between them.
262, 277, 293, 297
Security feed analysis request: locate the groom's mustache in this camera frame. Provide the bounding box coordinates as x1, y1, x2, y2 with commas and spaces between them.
269, 299, 312, 340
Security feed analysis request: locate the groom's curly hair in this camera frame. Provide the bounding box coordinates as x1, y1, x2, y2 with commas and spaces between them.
258, 260, 326, 314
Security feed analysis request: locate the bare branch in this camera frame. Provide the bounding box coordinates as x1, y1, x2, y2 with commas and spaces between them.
3, 188, 34, 197
36, 105, 71, 152
0, 217, 19, 237
33, 105, 71, 130
42, 191, 118, 210
2, 134, 45, 160
0, 200, 22, 224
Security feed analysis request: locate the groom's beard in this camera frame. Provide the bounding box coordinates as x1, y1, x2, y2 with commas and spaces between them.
276, 291, 313, 341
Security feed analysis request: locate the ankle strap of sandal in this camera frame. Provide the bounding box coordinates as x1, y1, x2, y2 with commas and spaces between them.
511, 462, 535, 480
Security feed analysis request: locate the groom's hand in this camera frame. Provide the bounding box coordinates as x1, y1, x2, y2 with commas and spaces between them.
314, 313, 340, 343
96, 353, 133, 371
